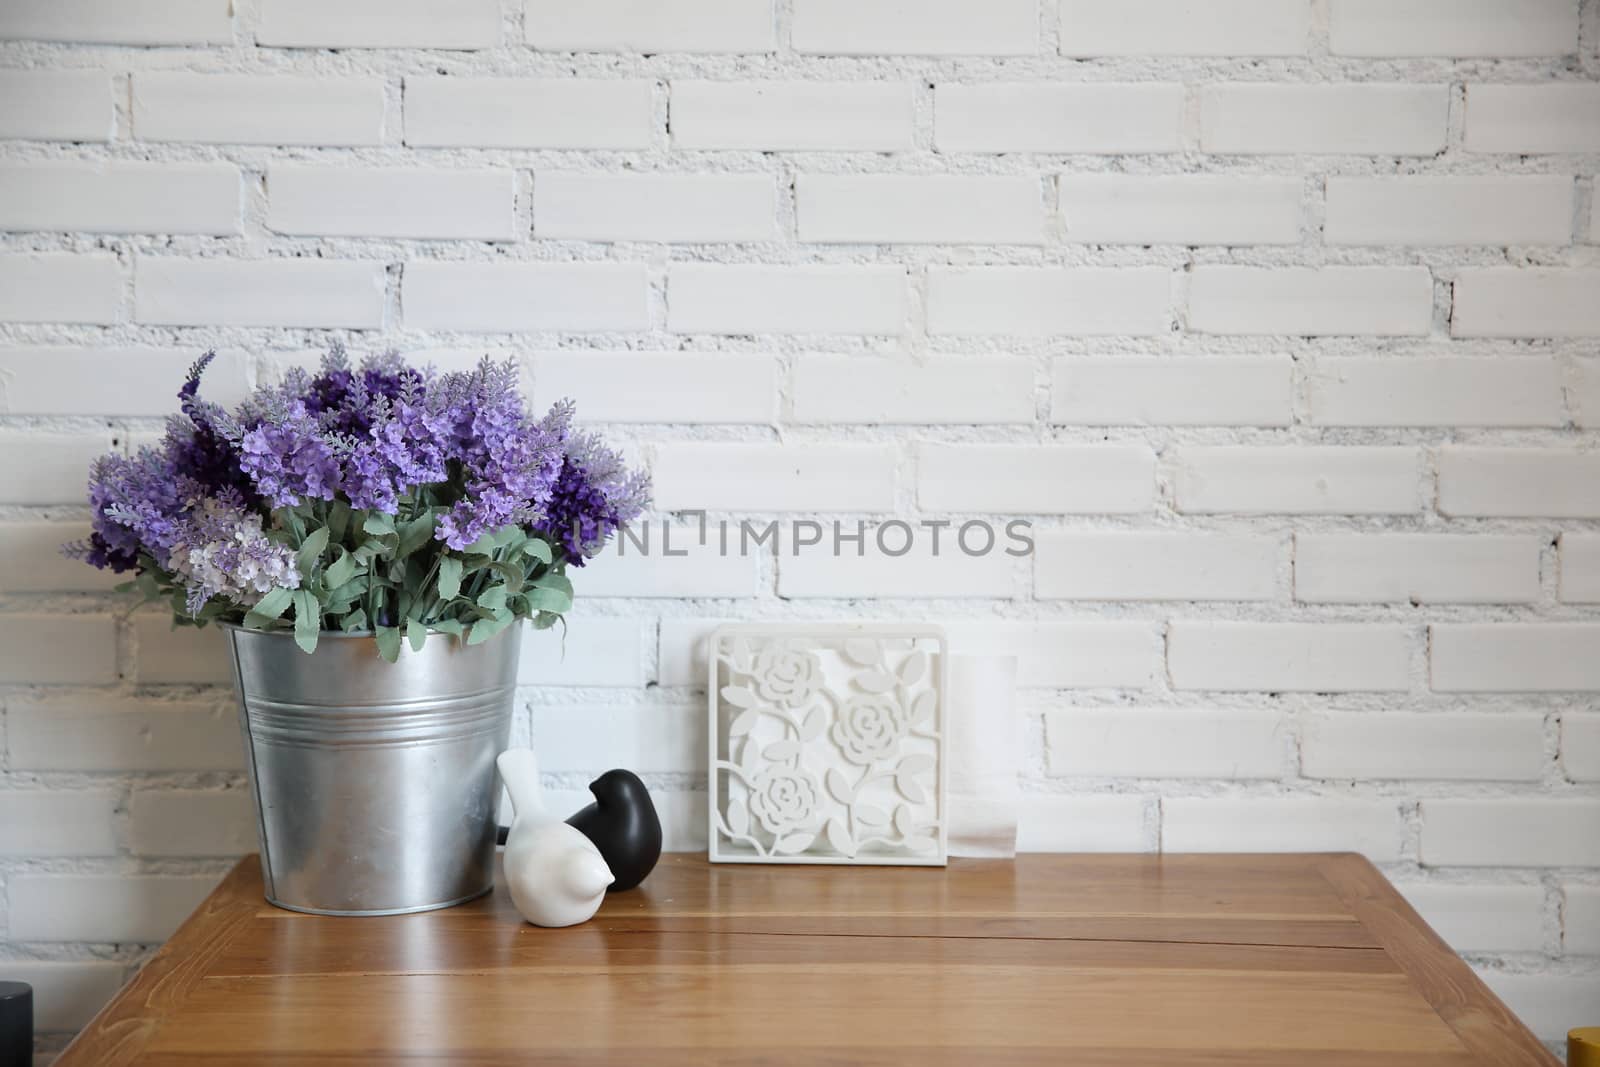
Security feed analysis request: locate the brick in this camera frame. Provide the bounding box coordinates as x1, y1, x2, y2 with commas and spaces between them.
1438, 448, 1600, 517
1396, 884, 1547, 953
0, 432, 113, 505
10, 874, 222, 943
0, 162, 239, 235
0, 521, 117, 593
927, 267, 1171, 336
1451, 269, 1600, 338
1, 962, 126, 1031
1058, 174, 1301, 245
1175, 446, 1420, 515
653, 444, 897, 512
1482, 973, 1600, 1041
668, 265, 908, 335
1169, 621, 1411, 692
535, 172, 776, 243
935, 83, 1184, 153
1332, 0, 1577, 56
1308, 356, 1563, 427
0, 346, 250, 416
136, 258, 385, 329
0, 615, 117, 684
793, 0, 1038, 56
943, 621, 1161, 689
403, 262, 648, 333
531, 351, 776, 423
133, 616, 232, 685
1188, 266, 1433, 336
657, 617, 729, 687
1561, 535, 1600, 603
1200, 84, 1448, 155
1464, 84, 1600, 153
671, 80, 913, 151
1295, 534, 1542, 604
575, 529, 759, 598
918, 444, 1156, 514
531, 704, 704, 774
0, 791, 118, 856
0, 0, 229, 44
405, 77, 653, 149
793, 355, 1034, 424
1163, 797, 1402, 860
1051, 356, 1291, 426
777, 537, 1017, 598
1562, 715, 1600, 781
268, 166, 514, 240
1060, 0, 1307, 55
1566, 884, 1600, 953
1326, 176, 1573, 247
133, 73, 384, 146
1017, 794, 1148, 851
8, 696, 241, 772
527, 0, 773, 52
1431, 624, 1600, 692
0, 253, 121, 324
1422, 799, 1600, 867
1036, 531, 1279, 601
259, 0, 498, 48
1302, 712, 1546, 781
519, 616, 649, 686
129, 790, 255, 857
0, 69, 112, 141
1573, 358, 1600, 428
797, 174, 1044, 245
1046, 708, 1287, 778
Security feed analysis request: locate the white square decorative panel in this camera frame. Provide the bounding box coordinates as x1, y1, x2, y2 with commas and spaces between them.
707, 623, 947, 865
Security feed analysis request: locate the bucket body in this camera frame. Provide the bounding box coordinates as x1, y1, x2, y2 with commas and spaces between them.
224, 623, 520, 916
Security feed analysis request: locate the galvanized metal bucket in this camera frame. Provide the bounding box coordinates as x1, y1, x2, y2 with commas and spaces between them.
223, 623, 520, 916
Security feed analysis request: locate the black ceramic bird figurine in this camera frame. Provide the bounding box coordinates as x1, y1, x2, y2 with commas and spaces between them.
565, 769, 662, 892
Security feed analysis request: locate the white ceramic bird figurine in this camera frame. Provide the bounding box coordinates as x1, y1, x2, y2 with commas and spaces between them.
496, 748, 614, 927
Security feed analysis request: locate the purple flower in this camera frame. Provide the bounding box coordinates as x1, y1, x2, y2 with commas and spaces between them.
433, 362, 568, 550
167, 489, 301, 614
540, 429, 650, 565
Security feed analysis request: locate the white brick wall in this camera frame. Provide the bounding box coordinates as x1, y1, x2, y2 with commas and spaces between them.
3, 0, 1598, 1050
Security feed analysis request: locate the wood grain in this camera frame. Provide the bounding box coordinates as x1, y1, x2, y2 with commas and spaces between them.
54, 853, 1552, 1066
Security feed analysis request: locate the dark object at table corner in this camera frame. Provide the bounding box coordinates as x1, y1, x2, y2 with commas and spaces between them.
0, 980, 33, 1067
566, 769, 663, 892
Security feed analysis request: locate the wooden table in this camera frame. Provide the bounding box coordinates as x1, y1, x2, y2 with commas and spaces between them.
59, 852, 1554, 1066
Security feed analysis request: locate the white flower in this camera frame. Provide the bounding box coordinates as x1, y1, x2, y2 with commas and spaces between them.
750, 646, 823, 709
748, 766, 821, 837
830, 694, 909, 765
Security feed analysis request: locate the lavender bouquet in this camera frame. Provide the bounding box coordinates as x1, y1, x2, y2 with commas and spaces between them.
68, 347, 648, 661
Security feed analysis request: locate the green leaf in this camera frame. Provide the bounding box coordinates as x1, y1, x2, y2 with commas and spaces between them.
324, 547, 357, 589
477, 584, 508, 612
524, 586, 573, 615
437, 556, 463, 601
251, 586, 295, 622
466, 613, 513, 646
483, 559, 525, 592
363, 512, 396, 537
295, 527, 330, 578
396, 510, 436, 559
327, 500, 352, 545
341, 608, 368, 633
532, 571, 573, 598
293, 589, 320, 654
375, 626, 401, 663
524, 537, 553, 566
406, 618, 427, 652
430, 619, 464, 638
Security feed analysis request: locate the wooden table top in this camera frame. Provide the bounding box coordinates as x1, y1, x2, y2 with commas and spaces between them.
58, 852, 1553, 1066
